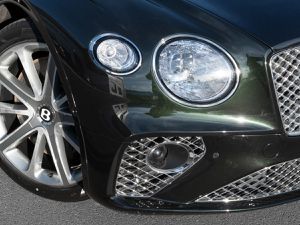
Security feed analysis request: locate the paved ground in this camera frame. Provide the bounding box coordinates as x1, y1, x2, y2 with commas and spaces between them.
0, 169, 299, 225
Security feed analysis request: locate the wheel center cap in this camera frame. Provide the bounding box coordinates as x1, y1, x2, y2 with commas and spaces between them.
39, 105, 54, 123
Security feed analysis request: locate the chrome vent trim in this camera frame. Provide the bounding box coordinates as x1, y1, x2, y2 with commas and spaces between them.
115, 136, 206, 198
270, 47, 300, 136
195, 158, 300, 202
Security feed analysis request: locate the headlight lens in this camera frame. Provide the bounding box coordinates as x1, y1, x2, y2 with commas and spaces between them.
90, 34, 141, 75
153, 36, 239, 106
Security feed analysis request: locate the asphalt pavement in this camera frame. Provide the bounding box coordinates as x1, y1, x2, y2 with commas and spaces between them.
0, 168, 298, 225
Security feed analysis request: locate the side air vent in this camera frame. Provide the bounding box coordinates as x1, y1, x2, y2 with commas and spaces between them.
115, 136, 206, 197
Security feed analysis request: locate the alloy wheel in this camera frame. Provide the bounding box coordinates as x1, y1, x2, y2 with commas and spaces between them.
0, 42, 81, 187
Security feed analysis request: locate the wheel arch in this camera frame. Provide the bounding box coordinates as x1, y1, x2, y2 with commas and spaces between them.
0, 1, 30, 27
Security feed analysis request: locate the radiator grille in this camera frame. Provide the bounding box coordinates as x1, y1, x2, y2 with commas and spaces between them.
195, 158, 300, 202
270, 47, 300, 135
115, 136, 206, 197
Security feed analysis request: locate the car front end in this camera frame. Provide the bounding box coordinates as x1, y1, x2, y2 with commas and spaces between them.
1, 0, 300, 212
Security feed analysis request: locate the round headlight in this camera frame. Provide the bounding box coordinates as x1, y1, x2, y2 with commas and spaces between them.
89, 34, 142, 75
153, 35, 239, 107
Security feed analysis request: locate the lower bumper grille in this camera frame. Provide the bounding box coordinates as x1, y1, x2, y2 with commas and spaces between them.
195, 158, 300, 202
115, 136, 206, 197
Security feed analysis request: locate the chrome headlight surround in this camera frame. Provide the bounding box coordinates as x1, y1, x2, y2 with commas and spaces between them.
152, 34, 240, 107
89, 33, 142, 75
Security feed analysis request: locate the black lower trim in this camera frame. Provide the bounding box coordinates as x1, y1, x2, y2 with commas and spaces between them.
110, 190, 300, 213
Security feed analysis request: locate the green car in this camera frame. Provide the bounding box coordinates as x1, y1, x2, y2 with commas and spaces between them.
0, 0, 299, 212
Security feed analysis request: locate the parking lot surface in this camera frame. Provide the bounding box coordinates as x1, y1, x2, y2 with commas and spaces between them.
0, 169, 298, 225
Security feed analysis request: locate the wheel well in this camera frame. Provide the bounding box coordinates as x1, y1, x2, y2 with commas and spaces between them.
0, 2, 28, 30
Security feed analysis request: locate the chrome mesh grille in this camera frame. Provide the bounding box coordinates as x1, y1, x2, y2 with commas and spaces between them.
115, 136, 206, 197
270, 47, 300, 135
195, 158, 300, 202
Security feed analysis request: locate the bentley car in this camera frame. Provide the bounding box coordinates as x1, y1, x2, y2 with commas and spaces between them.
0, 0, 300, 212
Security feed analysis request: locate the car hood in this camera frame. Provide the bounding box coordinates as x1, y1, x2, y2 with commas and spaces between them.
186, 0, 300, 47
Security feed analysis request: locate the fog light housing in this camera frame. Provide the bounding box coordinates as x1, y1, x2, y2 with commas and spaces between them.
89, 33, 142, 75
115, 136, 206, 197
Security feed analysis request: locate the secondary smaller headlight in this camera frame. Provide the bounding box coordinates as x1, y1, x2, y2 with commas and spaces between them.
89, 34, 141, 75
153, 35, 239, 107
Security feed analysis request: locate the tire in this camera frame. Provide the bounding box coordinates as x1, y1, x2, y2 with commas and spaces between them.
0, 18, 87, 201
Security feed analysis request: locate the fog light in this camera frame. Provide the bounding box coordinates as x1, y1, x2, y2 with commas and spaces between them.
89, 33, 142, 75
147, 144, 169, 169
146, 143, 190, 173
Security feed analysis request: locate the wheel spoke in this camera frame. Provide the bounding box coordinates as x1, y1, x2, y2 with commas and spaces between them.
54, 95, 68, 110
16, 47, 43, 98
0, 116, 8, 139
45, 125, 73, 185
44, 55, 68, 111
27, 129, 46, 175
58, 112, 75, 126
0, 67, 35, 106
60, 125, 80, 153
0, 120, 34, 152
43, 54, 57, 101
0, 102, 30, 116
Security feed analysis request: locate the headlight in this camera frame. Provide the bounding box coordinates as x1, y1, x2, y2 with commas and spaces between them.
153, 35, 239, 107
89, 33, 142, 75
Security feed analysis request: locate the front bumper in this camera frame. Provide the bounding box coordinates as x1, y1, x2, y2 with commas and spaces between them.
61, 60, 300, 212
66, 48, 300, 212
115, 133, 300, 211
